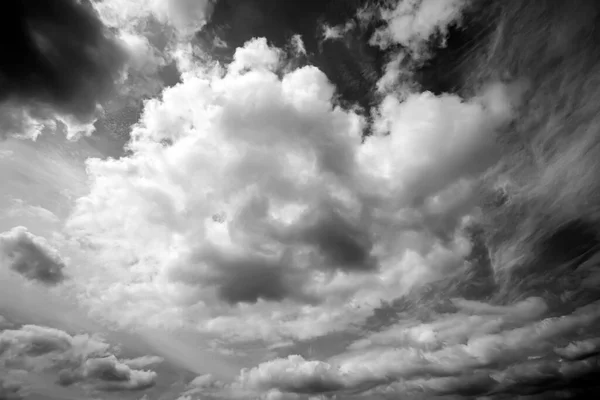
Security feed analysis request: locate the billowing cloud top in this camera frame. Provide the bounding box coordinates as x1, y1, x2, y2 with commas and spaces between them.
64, 35, 524, 345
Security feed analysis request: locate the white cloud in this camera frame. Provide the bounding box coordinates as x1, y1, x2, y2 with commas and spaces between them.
358, 81, 526, 206
62, 36, 523, 346
0, 226, 66, 285
370, 0, 471, 56
59, 355, 156, 391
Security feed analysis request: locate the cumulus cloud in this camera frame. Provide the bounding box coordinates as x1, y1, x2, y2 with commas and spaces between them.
0, 321, 159, 393
0, 226, 66, 285
0, 0, 127, 140
63, 34, 523, 344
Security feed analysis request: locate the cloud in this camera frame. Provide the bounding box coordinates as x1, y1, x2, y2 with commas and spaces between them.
358, 80, 526, 206
363, 0, 474, 94
0, 0, 128, 140
0, 378, 24, 400
238, 299, 600, 398
0, 320, 159, 393
321, 21, 356, 42
348, 296, 548, 351
370, 0, 471, 56
3, 1, 600, 400
62, 35, 523, 344
58, 355, 156, 391
555, 338, 600, 361
3, 199, 60, 224
94, 0, 216, 37
122, 355, 164, 369
0, 226, 66, 285
176, 373, 228, 398
240, 356, 345, 395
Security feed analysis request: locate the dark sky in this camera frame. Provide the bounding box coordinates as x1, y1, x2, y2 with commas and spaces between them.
0, 0, 126, 136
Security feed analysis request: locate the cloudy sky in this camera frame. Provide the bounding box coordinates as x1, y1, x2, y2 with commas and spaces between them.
2, 0, 600, 399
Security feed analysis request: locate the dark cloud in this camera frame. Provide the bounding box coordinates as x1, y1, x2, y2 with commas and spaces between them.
169, 246, 313, 306
295, 207, 376, 272
0, 226, 66, 285
215, 258, 293, 305
0, 0, 127, 139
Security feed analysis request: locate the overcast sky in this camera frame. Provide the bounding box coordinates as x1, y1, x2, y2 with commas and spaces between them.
2, 0, 600, 399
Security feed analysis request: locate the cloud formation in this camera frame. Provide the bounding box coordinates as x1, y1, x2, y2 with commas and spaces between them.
62, 33, 523, 345
0, 226, 66, 285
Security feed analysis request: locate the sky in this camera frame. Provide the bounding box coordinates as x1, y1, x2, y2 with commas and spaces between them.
1, 0, 600, 399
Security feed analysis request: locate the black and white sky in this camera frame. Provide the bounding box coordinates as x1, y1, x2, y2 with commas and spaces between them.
2, 0, 600, 399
